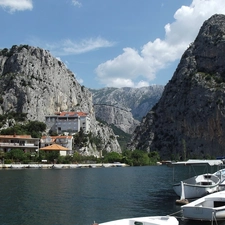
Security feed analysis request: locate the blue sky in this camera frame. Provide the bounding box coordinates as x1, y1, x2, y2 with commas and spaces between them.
0, 0, 225, 89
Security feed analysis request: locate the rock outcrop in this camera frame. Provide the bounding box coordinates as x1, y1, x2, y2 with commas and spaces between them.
129, 14, 225, 160
0, 45, 121, 155
91, 86, 164, 134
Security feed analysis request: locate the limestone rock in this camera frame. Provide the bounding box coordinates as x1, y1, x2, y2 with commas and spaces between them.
0, 45, 121, 155
91, 86, 163, 134
129, 14, 225, 159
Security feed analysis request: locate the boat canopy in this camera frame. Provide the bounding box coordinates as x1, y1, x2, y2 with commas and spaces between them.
171, 159, 223, 166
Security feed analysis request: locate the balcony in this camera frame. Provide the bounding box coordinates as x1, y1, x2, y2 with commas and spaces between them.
0, 143, 38, 148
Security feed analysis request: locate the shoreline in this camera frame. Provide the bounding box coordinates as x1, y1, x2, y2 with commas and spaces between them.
0, 163, 129, 169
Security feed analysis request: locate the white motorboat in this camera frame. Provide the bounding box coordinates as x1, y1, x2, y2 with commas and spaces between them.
173, 173, 220, 199
95, 216, 179, 225
171, 159, 223, 199
181, 190, 225, 221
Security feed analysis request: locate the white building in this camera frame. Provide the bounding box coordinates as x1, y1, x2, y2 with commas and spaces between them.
45, 111, 90, 134
0, 135, 39, 154
40, 135, 74, 156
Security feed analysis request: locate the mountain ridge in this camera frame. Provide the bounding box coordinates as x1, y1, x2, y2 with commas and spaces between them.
0, 45, 121, 156
129, 14, 225, 160
90, 85, 164, 134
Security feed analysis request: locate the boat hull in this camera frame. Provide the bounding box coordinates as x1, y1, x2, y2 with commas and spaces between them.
182, 206, 225, 221
173, 174, 220, 199
182, 191, 225, 221
98, 216, 179, 225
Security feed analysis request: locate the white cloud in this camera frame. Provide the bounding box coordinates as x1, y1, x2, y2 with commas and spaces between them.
136, 80, 149, 88
0, 0, 33, 12
95, 47, 153, 88
72, 0, 82, 7
95, 0, 225, 88
61, 37, 115, 55
29, 36, 115, 56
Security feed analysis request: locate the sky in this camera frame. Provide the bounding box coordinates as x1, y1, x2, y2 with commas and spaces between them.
1, 0, 225, 89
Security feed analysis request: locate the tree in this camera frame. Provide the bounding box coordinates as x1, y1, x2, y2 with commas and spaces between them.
131, 150, 150, 166
73, 128, 88, 148
6, 149, 27, 162
122, 150, 132, 165
148, 151, 160, 164
0, 120, 46, 138
73, 152, 83, 163
25, 121, 46, 138
39, 151, 59, 163
103, 152, 122, 163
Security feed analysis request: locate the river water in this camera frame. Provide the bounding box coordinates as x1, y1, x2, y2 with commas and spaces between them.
0, 165, 223, 225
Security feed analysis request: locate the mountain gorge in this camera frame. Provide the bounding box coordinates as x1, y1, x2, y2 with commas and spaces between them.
91, 86, 164, 134
0, 45, 121, 156
129, 14, 225, 160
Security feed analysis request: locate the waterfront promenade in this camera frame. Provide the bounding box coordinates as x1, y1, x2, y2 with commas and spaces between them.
0, 162, 128, 169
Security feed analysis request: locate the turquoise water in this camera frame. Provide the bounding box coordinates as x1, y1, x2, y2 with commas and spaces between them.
0, 165, 222, 225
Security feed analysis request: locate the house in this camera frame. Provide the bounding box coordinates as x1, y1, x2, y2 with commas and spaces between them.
45, 111, 90, 134
0, 134, 39, 154
39, 144, 70, 157
40, 135, 73, 156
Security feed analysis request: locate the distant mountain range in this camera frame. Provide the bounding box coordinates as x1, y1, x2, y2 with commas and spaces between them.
90, 86, 164, 134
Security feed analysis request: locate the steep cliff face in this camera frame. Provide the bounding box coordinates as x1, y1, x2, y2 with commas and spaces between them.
93, 104, 139, 134
0, 45, 92, 121
129, 14, 225, 160
91, 86, 163, 134
0, 45, 121, 155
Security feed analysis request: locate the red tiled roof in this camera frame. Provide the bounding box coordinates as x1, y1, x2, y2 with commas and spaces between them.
54, 111, 88, 117
40, 144, 69, 151
56, 136, 73, 139
41, 135, 73, 140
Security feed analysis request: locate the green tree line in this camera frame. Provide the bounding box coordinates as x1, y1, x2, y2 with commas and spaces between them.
0, 149, 160, 166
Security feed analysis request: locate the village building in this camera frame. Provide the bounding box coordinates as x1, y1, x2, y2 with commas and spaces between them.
40, 135, 73, 156
45, 111, 90, 135
0, 134, 39, 154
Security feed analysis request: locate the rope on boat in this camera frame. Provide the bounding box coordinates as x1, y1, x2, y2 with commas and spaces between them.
168, 210, 182, 218
169, 209, 219, 225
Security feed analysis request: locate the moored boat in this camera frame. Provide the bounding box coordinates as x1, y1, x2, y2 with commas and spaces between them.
173, 173, 220, 199
94, 215, 179, 225
181, 190, 225, 221
171, 159, 223, 199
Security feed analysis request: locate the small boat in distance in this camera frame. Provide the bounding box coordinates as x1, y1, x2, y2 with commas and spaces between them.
181, 190, 225, 221
94, 215, 179, 225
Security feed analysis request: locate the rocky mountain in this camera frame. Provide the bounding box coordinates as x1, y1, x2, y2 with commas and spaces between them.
0, 45, 121, 156
129, 14, 225, 160
91, 86, 164, 134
